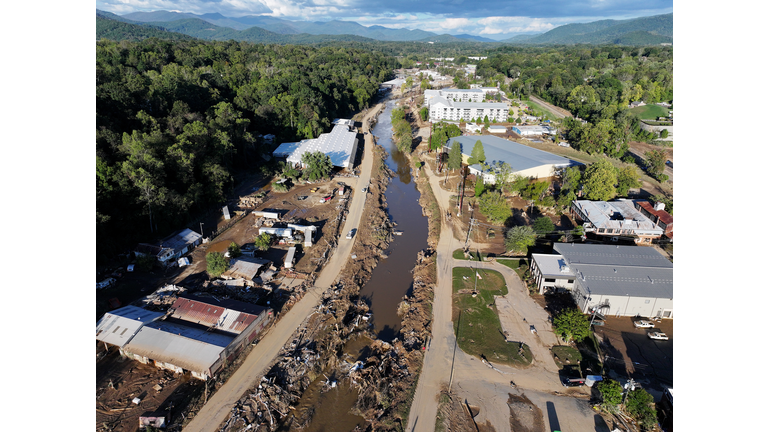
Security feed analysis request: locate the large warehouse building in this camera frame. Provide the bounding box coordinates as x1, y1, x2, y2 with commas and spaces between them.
116, 294, 273, 380
273, 119, 358, 170
530, 243, 673, 318
444, 135, 580, 181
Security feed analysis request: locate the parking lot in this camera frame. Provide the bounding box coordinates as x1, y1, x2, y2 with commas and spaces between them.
594, 316, 673, 398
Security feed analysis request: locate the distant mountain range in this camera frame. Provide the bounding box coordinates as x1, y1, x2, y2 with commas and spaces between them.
502, 14, 672, 45
96, 9, 672, 46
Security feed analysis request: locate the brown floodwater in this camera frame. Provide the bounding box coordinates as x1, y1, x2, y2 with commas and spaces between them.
359, 99, 430, 341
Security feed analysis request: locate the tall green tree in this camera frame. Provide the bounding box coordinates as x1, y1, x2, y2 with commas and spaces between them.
553, 307, 591, 342
301, 151, 332, 181
467, 140, 486, 165
253, 232, 272, 251
447, 142, 463, 171
477, 191, 512, 225
582, 158, 617, 201
625, 388, 657, 430
505, 225, 536, 255
616, 166, 641, 196
532, 216, 555, 233
597, 379, 623, 411
474, 176, 485, 197
206, 252, 229, 278
644, 149, 666, 179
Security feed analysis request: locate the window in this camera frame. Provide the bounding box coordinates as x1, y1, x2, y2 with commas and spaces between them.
598, 228, 605, 233
544, 278, 556, 283
567, 279, 574, 283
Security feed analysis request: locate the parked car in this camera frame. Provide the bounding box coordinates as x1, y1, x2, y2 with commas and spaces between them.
648, 331, 669, 341
346, 229, 356, 240
361, 187, 367, 192
561, 377, 585, 387
633, 319, 655, 328
97, 278, 116, 289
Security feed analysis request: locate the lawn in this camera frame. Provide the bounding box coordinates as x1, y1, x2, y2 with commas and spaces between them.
452, 267, 532, 365
522, 99, 555, 121
629, 104, 669, 120
496, 258, 529, 281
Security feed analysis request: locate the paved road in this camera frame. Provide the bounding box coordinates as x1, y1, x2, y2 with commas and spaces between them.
183, 104, 383, 432
406, 160, 604, 432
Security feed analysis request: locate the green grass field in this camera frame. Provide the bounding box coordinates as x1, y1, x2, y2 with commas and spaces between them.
629, 104, 669, 120
452, 267, 532, 365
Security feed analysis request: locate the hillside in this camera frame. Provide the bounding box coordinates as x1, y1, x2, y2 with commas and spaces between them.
141, 18, 379, 44
506, 13, 672, 45
96, 14, 196, 41
118, 10, 443, 42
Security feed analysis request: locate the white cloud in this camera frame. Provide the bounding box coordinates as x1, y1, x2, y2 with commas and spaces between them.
441, 17, 470, 29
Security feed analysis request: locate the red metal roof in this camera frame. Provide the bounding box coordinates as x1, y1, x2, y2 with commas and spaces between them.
169, 294, 269, 335
635, 201, 673, 225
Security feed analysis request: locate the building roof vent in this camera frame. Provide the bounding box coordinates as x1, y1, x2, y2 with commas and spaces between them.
654, 202, 666, 211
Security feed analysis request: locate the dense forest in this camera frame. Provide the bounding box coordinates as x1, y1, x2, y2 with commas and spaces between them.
96, 39, 395, 260
475, 45, 673, 157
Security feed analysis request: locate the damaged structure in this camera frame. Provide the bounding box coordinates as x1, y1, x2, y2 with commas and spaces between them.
134, 228, 203, 265
117, 294, 273, 380
221, 257, 273, 286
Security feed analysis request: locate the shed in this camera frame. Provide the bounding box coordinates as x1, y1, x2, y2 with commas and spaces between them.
221, 257, 272, 281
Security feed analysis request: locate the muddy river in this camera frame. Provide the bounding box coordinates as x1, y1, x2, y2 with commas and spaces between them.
293, 98, 430, 431
359, 98, 429, 341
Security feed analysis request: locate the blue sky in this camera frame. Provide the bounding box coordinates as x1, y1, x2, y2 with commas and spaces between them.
96, 0, 672, 40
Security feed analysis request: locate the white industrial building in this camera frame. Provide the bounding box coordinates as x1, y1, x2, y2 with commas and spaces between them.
96, 306, 164, 348
428, 98, 508, 123
444, 135, 579, 181
273, 120, 358, 170
530, 243, 673, 318
512, 125, 557, 136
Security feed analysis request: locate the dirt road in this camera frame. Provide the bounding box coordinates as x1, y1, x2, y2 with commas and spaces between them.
406, 159, 607, 432
182, 104, 384, 432
529, 94, 572, 119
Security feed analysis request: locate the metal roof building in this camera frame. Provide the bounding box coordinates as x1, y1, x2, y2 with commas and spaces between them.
571, 200, 665, 244
96, 306, 164, 348
273, 122, 358, 169
536, 243, 674, 318
221, 257, 272, 282
122, 320, 234, 379
445, 135, 579, 180
169, 294, 270, 335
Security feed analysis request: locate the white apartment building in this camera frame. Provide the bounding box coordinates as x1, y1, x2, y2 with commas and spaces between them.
428, 97, 508, 123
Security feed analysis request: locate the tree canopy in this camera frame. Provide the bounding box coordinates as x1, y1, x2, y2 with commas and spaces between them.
96, 39, 391, 261
302, 151, 333, 181
467, 140, 486, 165
597, 379, 623, 410
552, 307, 591, 342
447, 142, 463, 171
477, 191, 512, 225
582, 158, 618, 201
505, 225, 536, 255
206, 252, 229, 278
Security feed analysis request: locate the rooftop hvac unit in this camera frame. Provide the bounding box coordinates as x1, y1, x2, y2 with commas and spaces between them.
654, 202, 666, 211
